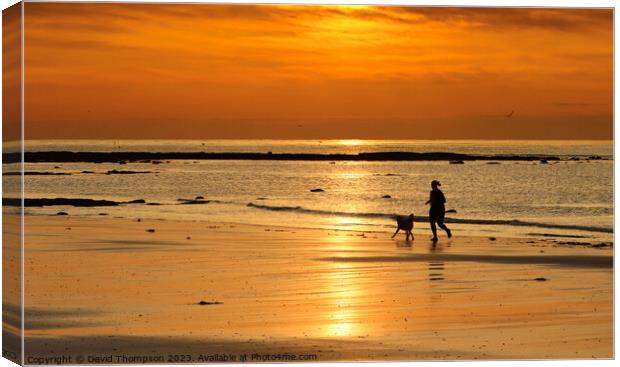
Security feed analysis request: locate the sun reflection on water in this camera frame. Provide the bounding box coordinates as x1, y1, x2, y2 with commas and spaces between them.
322, 232, 365, 337
329, 216, 357, 227
336, 139, 365, 146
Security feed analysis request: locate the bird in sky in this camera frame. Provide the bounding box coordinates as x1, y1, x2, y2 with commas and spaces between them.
506, 110, 515, 118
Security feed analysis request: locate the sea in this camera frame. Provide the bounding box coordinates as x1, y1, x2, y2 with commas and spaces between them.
5, 139, 614, 242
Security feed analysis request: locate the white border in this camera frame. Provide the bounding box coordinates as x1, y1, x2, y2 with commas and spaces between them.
0, 1, 617, 367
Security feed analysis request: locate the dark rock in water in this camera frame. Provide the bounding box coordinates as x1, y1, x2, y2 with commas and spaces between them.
181, 200, 211, 205
195, 196, 204, 200
450, 160, 465, 164
198, 300, 223, 305
540, 159, 548, 164
488, 237, 496, 241
54, 166, 61, 169
33, 171, 70, 175
310, 188, 325, 192
127, 199, 146, 204
569, 157, 580, 161
146, 203, 161, 206
106, 170, 152, 175
152, 160, 163, 164
527, 232, 586, 238
588, 155, 602, 160
329, 161, 336, 164
56, 211, 68, 216
446, 209, 457, 213
146, 229, 155, 233
256, 197, 268, 200
98, 213, 108, 216
137, 219, 142, 222
186, 236, 191, 240
534, 277, 547, 282
4, 198, 120, 207
555, 241, 597, 246
81, 171, 95, 174
591, 243, 608, 248
382, 195, 392, 199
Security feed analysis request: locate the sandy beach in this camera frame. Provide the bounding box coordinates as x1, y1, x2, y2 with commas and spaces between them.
3, 1, 614, 363
6, 214, 612, 362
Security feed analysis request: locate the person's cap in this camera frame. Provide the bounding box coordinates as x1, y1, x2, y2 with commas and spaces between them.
431, 180, 441, 186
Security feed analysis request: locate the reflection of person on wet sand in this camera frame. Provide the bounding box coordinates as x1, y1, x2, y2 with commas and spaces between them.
425, 180, 452, 241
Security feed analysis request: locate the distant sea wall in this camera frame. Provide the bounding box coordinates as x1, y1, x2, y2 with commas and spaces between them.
2, 151, 575, 163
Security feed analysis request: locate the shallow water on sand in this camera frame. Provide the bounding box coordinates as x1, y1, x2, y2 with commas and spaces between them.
6, 140, 614, 241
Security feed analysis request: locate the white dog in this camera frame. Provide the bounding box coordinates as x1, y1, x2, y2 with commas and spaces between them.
392, 214, 414, 241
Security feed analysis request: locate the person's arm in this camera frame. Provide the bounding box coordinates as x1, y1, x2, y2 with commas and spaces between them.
425, 191, 433, 205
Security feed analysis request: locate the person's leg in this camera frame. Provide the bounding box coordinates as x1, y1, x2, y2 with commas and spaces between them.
437, 218, 452, 238
429, 217, 438, 240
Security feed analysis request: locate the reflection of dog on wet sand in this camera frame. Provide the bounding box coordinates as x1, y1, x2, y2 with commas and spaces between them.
392, 214, 414, 241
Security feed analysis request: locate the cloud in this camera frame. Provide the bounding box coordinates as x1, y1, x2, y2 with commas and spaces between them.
385, 6, 612, 32
26, 4, 612, 32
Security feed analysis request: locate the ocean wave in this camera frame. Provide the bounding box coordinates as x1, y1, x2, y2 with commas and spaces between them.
246, 202, 613, 234
247, 202, 393, 219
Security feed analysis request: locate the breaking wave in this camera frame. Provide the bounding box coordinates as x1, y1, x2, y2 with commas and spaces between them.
246, 202, 612, 234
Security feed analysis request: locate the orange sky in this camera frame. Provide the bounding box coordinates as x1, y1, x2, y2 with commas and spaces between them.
21, 3, 613, 139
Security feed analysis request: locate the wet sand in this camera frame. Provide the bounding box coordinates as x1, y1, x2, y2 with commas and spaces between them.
8, 215, 613, 362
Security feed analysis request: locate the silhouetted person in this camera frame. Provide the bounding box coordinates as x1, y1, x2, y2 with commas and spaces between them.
425, 180, 452, 241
